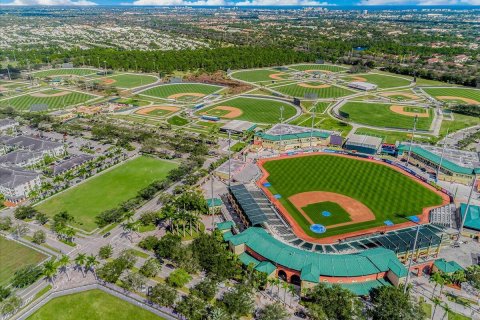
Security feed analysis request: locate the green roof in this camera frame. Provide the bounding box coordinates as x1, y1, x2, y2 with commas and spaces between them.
207, 198, 223, 207
228, 227, 407, 279
216, 221, 234, 231
239, 252, 260, 267
238, 253, 277, 275
255, 130, 330, 142
332, 278, 391, 296
255, 261, 276, 275
434, 259, 463, 274
398, 145, 477, 175
222, 231, 234, 241
460, 203, 480, 231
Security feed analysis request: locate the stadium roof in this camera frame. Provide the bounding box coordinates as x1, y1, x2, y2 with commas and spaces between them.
220, 120, 257, 133
346, 134, 383, 148
398, 145, 477, 175
327, 278, 391, 296
238, 252, 276, 275
460, 203, 480, 231
229, 185, 268, 226
434, 259, 463, 274
348, 82, 378, 90
255, 123, 331, 142
228, 227, 407, 280
217, 221, 235, 231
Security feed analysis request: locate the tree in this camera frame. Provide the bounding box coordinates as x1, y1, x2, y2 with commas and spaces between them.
139, 258, 161, 278
98, 244, 113, 259
167, 268, 191, 288
35, 212, 49, 225
0, 217, 12, 231
304, 283, 363, 320
207, 307, 229, 320
85, 255, 99, 278
32, 230, 46, 244
12, 223, 29, 238
11, 265, 42, 288
257, 302, 289, 320
0, 286, 11, 302
121, 271, 146, 292
221, 284, 254, 318
155, 234, 181, 260
430, 272, 448, 297
139, 235, 160, 251
175, 295, 208, 320
432, 296, 442, 319
148, 283, 177, 308
42, 259, 59, 288
191, 277, 217, 301
369, 286, 425, 320
58, 255, 71, 281
466, 265, 480, 290
75, 253, 87, 277
0, 295, 22, 316
14, 205, 37, 220
440, 302, 452, 320
138, 211, 159, 226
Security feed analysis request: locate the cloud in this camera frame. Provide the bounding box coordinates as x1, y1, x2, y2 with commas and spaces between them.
130, 0, 334, 5
130, 0, 226, 5
236, 0, 333, 4
2, 0, 97, 5
360, 0, 479, 4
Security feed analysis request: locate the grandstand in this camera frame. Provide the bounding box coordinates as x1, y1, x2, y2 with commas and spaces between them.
430, 204, 456, 229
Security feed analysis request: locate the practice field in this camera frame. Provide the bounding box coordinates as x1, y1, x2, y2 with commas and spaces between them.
272, 82, 355, 99
27, 289, 164, 320
100, 74, 158, 89
197, 97, 297, 124
289, 64, 347, 73
342, 73, 412, 89
36, 156, 177, 232
0, 236, 47, 284
31, 68, 99, 78
0, 89, 97, 112
422, 87, 480, 105
339, 101, 433, 130
139, 83, 223, 101
230, 69, 288, 82
260, 154, 444, 238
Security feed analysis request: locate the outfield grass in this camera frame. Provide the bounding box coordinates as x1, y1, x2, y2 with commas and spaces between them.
302, 202, 352, 226
289, 114, 352, 137
343, 74, 412, 89
139, 83, 223, 101
289, 64, 347, 72
31, 68, 99, 78
0, 236, 47, 284
27, 289, 164, 320
262, 154, 443, 238
272, 82, 355, 99
101, 74, 158, 89
197, 97, 297, 124
354, 128, 434, 145
36, 156, 177, 232
422, 87, 480, 104
0, 90, 97, 111
230, 69, 287, 82
339, 101, 433, 130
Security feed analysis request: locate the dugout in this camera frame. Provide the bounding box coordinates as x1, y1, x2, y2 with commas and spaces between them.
344, 134, 382, 155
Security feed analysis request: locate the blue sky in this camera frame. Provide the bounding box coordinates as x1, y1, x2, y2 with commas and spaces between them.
1, 0, 479, 7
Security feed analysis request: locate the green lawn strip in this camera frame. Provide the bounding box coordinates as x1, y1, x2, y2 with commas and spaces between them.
167, 115, 188, 126
32, 285, 53, 302
354, 128, 434, 145
0, 236, 47, 284
197, 97, 297, 124
35, 156, 177, 232
420, 301, 432, 319
139, 83, 222, 100
31, 68, 99, 78
415, 78, 458, 86
138, 224, 156, 233
0, 90, 97, 111
131, 249, 150, 259
448, 311, 471, 320
339, 101, 432, 130
422, 87, 480, 104
230, 69, 284, 82
272, 82, 355, 99
100, 74, 157, 88
230, 142, 246, 152
262, 155, 443, 238
302, 202, 352, 226
26, 289, 164, 320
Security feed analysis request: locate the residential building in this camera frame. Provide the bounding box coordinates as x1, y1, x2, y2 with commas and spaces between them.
0, 135, 65, 157
0, 150, 44, 167
0, 166, 41, 203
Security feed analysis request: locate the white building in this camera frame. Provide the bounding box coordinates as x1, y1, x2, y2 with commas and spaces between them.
0, 150, 44, 167
348, 81, 378, 91
0, 135, 65, 157
0, 166, 41, 203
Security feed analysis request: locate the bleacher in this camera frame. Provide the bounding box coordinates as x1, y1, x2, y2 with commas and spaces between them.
430, 204, 456, 229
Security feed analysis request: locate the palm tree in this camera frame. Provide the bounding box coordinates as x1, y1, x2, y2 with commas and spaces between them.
430, 272, 445, 298
85, 255, 99, 279
274, 278, 281, 297
287, 284, 296, 308
75, 253, 87, 277
64, 227, 76, 243
124, 211, 135, 223
441, 302, 452, 320
432, 297, 442, 319
58, 255, 71, 281
43, 259, 58, 288
281, 281, 289, 304
267, 278, 276, 295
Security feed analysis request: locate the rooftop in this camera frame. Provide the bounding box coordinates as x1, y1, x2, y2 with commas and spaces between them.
256, 123, 332, 141
220, 120, 256, 133
1, 135, 63, 153
0, 166, 39, 189
52, 154, 94, 176
0, 118, 18, 128
348, 81, 378, 90
460, 203, 480, 231
434, 258, 463, 274
346, 134, 383, 148
0, 150, 43, 166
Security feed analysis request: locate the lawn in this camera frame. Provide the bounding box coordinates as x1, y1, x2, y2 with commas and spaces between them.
36, 156, 177, 232
0, 90, 97, 112
354, 128, 434, 145
343, 74, 412, 89
339, 101, 433, 130
139, 83, 223, 101
100, 74, 158, 88
0, 236, 47, 285
289, 64, 347, 72
272, 82, 355, 99
288, 114, 352, 137
261, 154, 443, 238
302, 202, 352, 226
27, 289, 164, 320
422, 87, 480, 104
230, 69, 287, 82
31, 68, 99, 78
167, 115, 188, 126
197, 97, 297, 124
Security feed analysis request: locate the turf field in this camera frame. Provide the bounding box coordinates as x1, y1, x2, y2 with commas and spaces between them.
230, 69, 288, 82
302, 202, 352, 226
31, 68, 99, 78
289, 64, 347, 73
36, 156, 177, 232
197, 97, 297, 124
262, 154, 443, 238
139, 83, 223, 101
343, 73, 412, 89
422, 87, 480, 104
272, 82, 355, 99
100, 74, 158, 88
0, 89, 97, 111
0, 236, 47, 284
339, 101, 433, 130
27, 289, 164, 320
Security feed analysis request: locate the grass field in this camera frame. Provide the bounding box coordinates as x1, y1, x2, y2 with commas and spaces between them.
422, 87, 480, 104
354, 128, 434, 145
27, 289, 164, 320
302, 202, 352, 226
0, 236, 47, 284
168, 115, 188, 126
339, 101, 433, 130
197, 97, 297, 124
0, 89, 97, 111
230, 69, 288, 82
100, 74, 158, 88
262, 154, 443, 238
36, 156, 177, 232
272, 82, 354, 99
139, 83, 223, 101
343, 74, 412, 89
289, 64, 347, 72
288, 114, 352, 137
31, 68, 99, 78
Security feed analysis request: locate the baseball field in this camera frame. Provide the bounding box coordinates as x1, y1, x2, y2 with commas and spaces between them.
0, 89, 97, 111
196, 96, 297, 124
272, 82, 355, 99
259, 154, 445, 239
289, 64, 347, 73
31, 68, 99, 78
339, 101, 433, 130
230, 69, 288, 82
99, 73, 158, 88
135, 105, 180, 117
36, 156, 178, 232
139, 83, 223, 101
422, 87, 480, 105
342, 73, 412, 89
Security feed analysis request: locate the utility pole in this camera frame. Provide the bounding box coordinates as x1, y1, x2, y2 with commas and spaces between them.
227, 130, 232, 187
310, 104, 317, 150
404, 223, 421, 294
211, 173, 215, 230
457, 174, 478, 240
279, 106, 284, 153
435, 128, 449, 183
405, 115, 418, 167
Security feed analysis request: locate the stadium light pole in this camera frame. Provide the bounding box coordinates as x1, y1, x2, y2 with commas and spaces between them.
457, 174, 478, 240
405, 115, 418, 167
279, 106, 284, 153
404, 223, 421, 294
435, 127, 449, 183
310, 104, 316, 151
